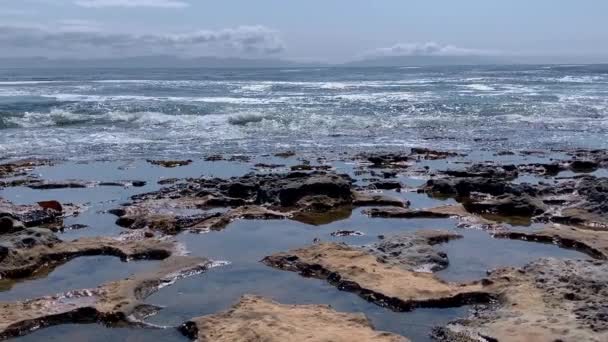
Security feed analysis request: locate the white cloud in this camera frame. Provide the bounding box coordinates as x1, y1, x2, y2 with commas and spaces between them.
365, 42, 494, 57
75, 0, 189, 8
0, 25, 285, 57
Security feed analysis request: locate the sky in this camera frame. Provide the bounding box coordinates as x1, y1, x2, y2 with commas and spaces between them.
1, 0, 607, 62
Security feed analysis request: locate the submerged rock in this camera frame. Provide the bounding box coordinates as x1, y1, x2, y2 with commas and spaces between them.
0, 256, 210, 339
180, 295, 408, 342
352, 191, 410, 208
146, 159, 193, 168
367, 230, 462, 272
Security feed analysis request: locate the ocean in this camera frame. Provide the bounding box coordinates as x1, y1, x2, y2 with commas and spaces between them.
1, 64, 607, 159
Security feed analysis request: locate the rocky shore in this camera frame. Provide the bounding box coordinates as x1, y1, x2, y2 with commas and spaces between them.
1, 147, 607, 341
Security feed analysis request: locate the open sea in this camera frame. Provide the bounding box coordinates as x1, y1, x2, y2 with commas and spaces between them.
1, 64, 607, 160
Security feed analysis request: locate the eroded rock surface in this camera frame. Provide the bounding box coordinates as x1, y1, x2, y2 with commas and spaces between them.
0, 232, 176, 279
262, 231, 492, 311
180, 295, 408, 342
0, 256, 210, 339
0, 198, 80, 228
434, 258, 608, 342
495, 224, 608, 259
111, 171, 365, 233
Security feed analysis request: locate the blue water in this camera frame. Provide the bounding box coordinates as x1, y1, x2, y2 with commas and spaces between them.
1, 65, 607, 160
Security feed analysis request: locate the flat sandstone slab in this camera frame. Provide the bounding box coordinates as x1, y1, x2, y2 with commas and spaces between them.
0, 256, 210, 339
262, 232, 491, 311
434, 258, 608, 342
181, 295, 408, 342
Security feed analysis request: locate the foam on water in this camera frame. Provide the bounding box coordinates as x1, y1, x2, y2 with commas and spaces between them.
1, 65, 608, 159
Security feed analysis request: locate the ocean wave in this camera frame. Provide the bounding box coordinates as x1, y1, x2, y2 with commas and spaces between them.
557, 76, 604, 83
461, 84, 495, 91
0, 81, 65, 85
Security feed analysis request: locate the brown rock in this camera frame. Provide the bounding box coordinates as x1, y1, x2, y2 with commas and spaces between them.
262, 239, 492, 311
0, 256, 210, 339
180, 295, 408, 342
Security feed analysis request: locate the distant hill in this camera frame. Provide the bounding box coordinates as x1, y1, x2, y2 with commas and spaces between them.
0, 56, 321, 68
343, 55, 508, 67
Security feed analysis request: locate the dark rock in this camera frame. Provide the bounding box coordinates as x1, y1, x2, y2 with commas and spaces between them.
570, 160, 599, 173
147, 159, 192, 168
330, 230, 364, 237
463, 194, 546, 217
370, 181, 402, 190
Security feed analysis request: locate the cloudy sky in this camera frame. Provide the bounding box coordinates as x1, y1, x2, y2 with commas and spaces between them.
1, 0, 607, 62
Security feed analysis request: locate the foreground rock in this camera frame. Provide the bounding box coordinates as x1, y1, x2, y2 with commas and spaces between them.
0, 256, 210, 339
495, 224, 608, 259
434, 258, 608, 342
262, 231, 492, 311
0, 231, 176, 279
0, 198, 80, 229
180, 295, 408, 342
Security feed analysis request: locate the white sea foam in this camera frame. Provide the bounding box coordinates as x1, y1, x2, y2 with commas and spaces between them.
462, 84, 495, 91
0, 81, 64, 85
557, 76, 604, 83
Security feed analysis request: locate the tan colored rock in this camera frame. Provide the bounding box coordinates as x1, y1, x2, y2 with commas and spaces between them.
0, 256, 210, 339
263, 239, 491, 311
494, 224, 608, 259
181, 295, 408, 342
435, 258, 608, 342
0, 236, 176, 279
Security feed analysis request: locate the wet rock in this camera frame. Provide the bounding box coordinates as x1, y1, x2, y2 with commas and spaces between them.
0, 198, 64, 227
367, 230, 462, 272
352, 191, 410, 208
518, 162, 566, 176
424, 177, 530, 197
443, 164, 518, 180
435, 258, 608, 341
180, 295, 408, 342
0, 233, 177, 279
330, 230, 365, 237
0, 217, 24, 235
274, 151, 296, 158
204, 154, 224, 161
363, 153, 411, 168
369, 181, 402, 190
147, 159, 192, 168
0, 159, 51, 179
0, 256, 210, 339
570, 159, 599, 173
257, 172, 353, 207
410, 148, 461, 160
253, 163, 285, 169
262, 237, 492, 312
363, 207, 453, 219
290, 164, 333, 171
27, 181, 90, 189
462, 193, 546, 217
